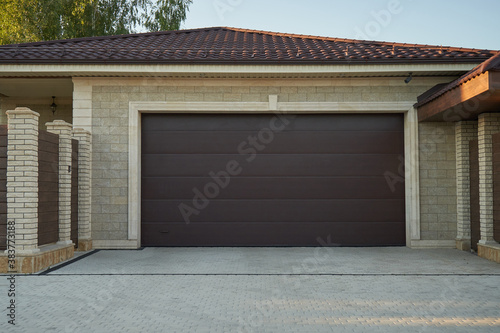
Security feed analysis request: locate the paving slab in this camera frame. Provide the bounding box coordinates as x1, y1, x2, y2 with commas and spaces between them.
0, 247, 498, 333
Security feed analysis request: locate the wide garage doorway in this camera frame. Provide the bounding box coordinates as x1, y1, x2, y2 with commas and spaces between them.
141, 113, 405, 246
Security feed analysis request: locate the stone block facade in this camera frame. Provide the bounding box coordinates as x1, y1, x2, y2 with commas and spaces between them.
418, 122, 457, 241
86, 78, 442, 244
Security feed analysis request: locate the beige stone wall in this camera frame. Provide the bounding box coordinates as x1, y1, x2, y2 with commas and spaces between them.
419, 122, 457, 240
89, 79, 440, 242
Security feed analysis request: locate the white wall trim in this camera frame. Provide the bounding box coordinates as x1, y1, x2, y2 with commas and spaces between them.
130, 101, 270, 113
72, 78, 93, 247
128, 102, 140, 240
410, 240, 456, 248
72, 78, 93, 131
128, 100, 420, 247
405, 107, 421, 244
93, 240, 139, 249
279, 102, 414, 113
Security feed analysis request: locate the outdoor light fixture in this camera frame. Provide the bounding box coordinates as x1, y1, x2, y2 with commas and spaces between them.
404, 72, 413, 84
50, 96, 57, 114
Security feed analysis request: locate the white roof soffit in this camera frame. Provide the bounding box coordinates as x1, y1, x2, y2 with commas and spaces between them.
0, 63, 479, 78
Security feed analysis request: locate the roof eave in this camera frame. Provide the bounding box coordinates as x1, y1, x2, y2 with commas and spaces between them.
416, 71, 500, 122
0, 58, 491, 66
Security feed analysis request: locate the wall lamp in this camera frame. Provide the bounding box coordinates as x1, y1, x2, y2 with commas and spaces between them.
50, 96, 57, 114
404, 72, 413, 84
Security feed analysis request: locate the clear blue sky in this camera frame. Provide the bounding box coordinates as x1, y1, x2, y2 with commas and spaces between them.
183, 0, 499, 50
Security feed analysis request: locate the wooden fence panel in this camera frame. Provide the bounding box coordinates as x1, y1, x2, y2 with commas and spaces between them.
469, 140, 480, 252
0, 126, 7, 251
493, 133, 500, 243
38, 130, 59, 246
71, 139, 79, 247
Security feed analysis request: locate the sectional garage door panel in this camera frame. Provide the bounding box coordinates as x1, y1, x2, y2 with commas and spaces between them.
142, 131, 404, 154
142, 222, 405, 247
141, 114, 403, 131
142, 177, 403, 200
142, 154, 402, 177
141, 114, 405, 246
142, 200, 405, 223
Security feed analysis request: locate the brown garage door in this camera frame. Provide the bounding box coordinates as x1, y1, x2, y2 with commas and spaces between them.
141, 114, 405, 246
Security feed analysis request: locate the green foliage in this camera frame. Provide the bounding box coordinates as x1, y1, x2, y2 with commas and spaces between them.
144, 0, 193, 32
0, 0, 193, 44
0, 0, 39, 44
61, 0, 141, 38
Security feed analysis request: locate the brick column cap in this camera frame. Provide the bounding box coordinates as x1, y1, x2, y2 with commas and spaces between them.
46, 120, 73, 128
6, 107, 40, 117
73, 128, 91, 135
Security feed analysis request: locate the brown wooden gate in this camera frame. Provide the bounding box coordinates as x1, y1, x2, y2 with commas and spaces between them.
38, 130, 59, 246
493, 133, 500, 243
0, 126, 7, 251
469, 139, 480, 252
71, 139, 79, 247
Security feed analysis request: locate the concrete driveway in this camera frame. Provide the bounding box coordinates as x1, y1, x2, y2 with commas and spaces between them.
1, 247, 499, 333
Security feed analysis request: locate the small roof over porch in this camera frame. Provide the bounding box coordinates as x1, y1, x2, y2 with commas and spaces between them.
416, 52, 500, 122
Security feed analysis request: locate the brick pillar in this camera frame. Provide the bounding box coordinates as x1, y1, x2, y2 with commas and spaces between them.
478, 113, 500, 244
6, 107, 40, 254
455, 120, 478, 250
46, 120, 73, 245
72, 128, 92, 250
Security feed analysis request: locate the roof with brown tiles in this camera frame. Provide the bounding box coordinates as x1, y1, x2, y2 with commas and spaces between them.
416, 52, 500, 107
0, 27, 497, 65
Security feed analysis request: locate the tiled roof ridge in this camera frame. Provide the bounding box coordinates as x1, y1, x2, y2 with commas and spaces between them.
416, 51, 500, 107
222, 27, 490, 52
0, 26, 492, 54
